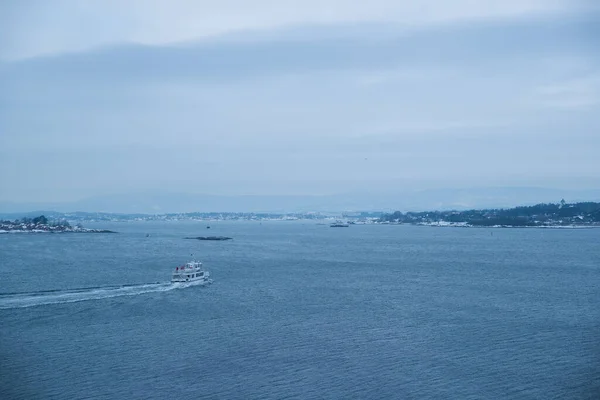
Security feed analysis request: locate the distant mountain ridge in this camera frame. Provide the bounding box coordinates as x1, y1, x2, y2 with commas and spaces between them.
1, 187, 599, 214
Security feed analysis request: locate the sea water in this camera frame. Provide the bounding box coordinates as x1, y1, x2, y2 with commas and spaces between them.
1, 221, 599, 399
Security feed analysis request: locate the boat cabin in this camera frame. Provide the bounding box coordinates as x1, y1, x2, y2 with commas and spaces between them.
171, 260, 210, 283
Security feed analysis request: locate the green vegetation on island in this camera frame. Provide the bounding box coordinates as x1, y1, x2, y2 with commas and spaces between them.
379, 200, 600, 227
0, 215, 116, 233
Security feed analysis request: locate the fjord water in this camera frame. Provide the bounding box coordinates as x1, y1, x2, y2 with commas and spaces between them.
1, 222, 599, 399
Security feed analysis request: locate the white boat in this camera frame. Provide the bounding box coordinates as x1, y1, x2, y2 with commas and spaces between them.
171, 260, 212, 284
330, 221, 350, 227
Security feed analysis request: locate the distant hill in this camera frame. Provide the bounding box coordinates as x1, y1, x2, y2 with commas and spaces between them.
1, 187, 599, 214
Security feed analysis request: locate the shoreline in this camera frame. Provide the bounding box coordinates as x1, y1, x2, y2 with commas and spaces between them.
0, 229, 117, 234
415, 223, 600, 229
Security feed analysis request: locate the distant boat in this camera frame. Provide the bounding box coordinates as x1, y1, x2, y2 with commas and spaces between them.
206, 226, 211, 229
145, 233, 150, 237
330, 221, 350, 228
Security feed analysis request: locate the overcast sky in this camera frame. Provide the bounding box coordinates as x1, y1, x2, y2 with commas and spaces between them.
1, 0, 599, 203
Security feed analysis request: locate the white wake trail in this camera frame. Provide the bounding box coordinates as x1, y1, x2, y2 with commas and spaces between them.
0, 280, 209, 309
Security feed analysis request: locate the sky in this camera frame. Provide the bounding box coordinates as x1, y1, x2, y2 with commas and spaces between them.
0, 0, 599, 205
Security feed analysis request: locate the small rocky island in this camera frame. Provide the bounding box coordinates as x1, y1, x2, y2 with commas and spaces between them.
379, 200, 600, 228
0, 215, 116, 233
184, 236, 232, 241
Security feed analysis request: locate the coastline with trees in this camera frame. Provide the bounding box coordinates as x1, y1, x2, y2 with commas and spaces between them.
0, 215, 116, 233
379, 200, 600, 228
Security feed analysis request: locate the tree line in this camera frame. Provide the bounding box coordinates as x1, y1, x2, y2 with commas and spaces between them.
1, 215, 72, 227
380, 201, 600, 226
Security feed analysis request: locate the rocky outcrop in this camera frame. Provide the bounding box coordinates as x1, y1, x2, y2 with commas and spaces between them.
0, 216, 116, 233
184, 236, 232, 241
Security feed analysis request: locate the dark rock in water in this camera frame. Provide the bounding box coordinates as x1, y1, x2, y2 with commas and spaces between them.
184, 236, 232, 241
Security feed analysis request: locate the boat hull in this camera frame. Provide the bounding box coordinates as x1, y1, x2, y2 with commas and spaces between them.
171, 277, 212, 284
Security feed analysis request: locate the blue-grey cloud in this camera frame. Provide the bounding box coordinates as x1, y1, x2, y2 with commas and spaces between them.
0, 0, 580, 60
1, 7, 599, 204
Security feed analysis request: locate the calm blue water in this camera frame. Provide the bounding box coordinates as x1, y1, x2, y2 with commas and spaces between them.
1, 221, 599, 399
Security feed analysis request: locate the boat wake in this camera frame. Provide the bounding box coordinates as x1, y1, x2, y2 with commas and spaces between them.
0, 280, 210, 310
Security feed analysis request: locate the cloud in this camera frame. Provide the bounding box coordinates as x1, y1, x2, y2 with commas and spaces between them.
0, 0, 575, 60
1, 16, 597, 153
533, 74, 600, 109
0, 2, 598, 202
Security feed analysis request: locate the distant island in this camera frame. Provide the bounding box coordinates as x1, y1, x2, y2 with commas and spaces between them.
0, 215, 116, 233
2, 202, 599, 229
379, 200, 600, 228
0, 210, 383, 223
